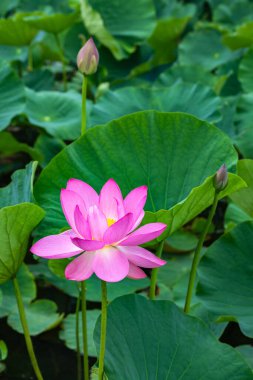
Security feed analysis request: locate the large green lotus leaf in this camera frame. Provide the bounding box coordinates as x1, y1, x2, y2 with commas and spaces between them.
236, 346, 253, 370
46, 260, 149, 301
148, 17, 192, 65
34, 111, 243, 239
156, 65, 220, 90
94, 295, 253, 379
154, 0, 196, 19
0, 18, 37, 46
0, 68, 25, 131
88, 83, 222, 128
197, 221, 253, 337
238, 48, 253, 92
225, 203, 252, 231
229, 159, 253, 217
80, 1, 130, 60
178, 29, 241, 71
59, 310, 100, 357
216, 96, 238, 138
17, 0, 71, 12
0, 46, 27, 66
0, 264, 36, 318
24, 69, 54, 91
217, 62, 241, 97
148, 1, 196, 65
0, 204, 44, 284
0, 132, 41, 161
81, 0, 156, 60
25, 89, 82, 140
89, 0, 156, 45
234, 93, 253, 158
235, 124, 253, 159
157, 61, 231, 95
0, 0, 18, 16
213, 0, 253, 26
235, 93, 253, 125
8, 299, 63, 336
24, 11, 78, 34
223, 21, 253, 49
34, 134, 66, 168
0, 162, 38, 208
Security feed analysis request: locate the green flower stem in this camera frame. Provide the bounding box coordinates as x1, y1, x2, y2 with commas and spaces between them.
184, 191, 219, 313
81, 281, 89, 380
75, 287, 81, 380
98, 281, 107, 380
149, 240, 165, 300
28, 45, 33, 71
12, 276, 43, 380
81, 75, 87, 135
54, 33, 67, 91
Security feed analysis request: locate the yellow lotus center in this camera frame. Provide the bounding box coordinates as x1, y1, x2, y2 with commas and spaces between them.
107, 218, 116, 227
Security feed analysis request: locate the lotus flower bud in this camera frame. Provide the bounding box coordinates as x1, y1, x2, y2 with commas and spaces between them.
77, 37, 99, 75
213, 164, 228, 191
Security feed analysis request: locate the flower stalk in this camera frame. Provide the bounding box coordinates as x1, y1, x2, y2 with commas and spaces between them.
184, 164, 228, 313
81, 281, 89, 380
75, 287, 81, 380
149, 240, 165, 299
28, 45, 33, 71
54, 33, 67, 91
12, 276, 43, 380
98, 281, 107, 380
184, 191, 219, 313
81, 75, 87, 135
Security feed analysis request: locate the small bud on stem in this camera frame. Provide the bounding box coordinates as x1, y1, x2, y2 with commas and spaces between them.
213, 164, 228, 191
77, 37, 99, 75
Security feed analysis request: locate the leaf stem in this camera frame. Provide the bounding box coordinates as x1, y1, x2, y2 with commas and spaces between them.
149, 240, 165, 299
184, 191, 219, 313
54, 33, 67, 91
81, 281, 89, 380
98, 281, 107, 380
81, 75, 87, 135
28, 45, 33, 71
75, 287, 81, 380
12, 276, 43, 380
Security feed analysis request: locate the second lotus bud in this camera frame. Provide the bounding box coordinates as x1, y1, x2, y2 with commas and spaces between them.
213, 164, 228, 191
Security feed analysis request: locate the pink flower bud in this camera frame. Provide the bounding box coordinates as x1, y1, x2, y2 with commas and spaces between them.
213, 164, 228, 191
77, 37, 99, 75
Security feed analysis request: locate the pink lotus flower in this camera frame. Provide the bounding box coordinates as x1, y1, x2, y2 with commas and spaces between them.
31, 179, 167, 282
